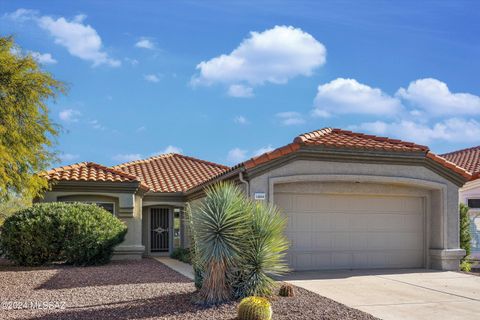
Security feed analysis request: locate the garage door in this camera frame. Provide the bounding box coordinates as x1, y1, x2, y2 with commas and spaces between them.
275, 184, 425, 270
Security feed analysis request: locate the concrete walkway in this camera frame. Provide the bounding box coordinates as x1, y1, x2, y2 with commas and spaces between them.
154, 257, 194, 280
284, 269, 480, 320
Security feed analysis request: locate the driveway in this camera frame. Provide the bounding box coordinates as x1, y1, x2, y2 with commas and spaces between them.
284, 269, 480, 320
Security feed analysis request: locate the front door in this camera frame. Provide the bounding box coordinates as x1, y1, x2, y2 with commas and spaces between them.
150, 208, 170, 253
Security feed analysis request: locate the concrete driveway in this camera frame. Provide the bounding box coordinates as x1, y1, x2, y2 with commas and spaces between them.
284, 269, 480, 320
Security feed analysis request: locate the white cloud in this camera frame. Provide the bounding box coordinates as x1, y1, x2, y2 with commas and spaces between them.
59, 153, 79, 162
135, 38, 155, 49
227, 148, 248, 164
193, 25, 326, 96
89, 119, 105, 130
234, 115, 249, 125
144, 74, 160, 83
276, 111, 305, 125
3, 8, 38, 22
396, 78, 480, 117
113, 153, 142, 162
28, 51, 57, 64
254, 145, 274, 156
125, 57, 139, 66
159, 145, 183, 154
354, 118, 480, 145
59, 109, 81, 122
136, 126, 146, 132
228, 84, 254, 98
313, 78, 403, 118
13, 10, 121, 67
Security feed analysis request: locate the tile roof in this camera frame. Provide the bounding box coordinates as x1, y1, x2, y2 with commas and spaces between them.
44, 162, 149, 189
113, 153, 229, 193
242, 128, 470, 180
244, 128, 429, 169
441, 146, 480, 179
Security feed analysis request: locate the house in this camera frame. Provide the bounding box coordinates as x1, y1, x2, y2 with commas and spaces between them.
41, 128, 471, 271
441, 146, 480, 266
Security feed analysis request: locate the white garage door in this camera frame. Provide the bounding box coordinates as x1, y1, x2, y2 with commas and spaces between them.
275, 184, 425, 270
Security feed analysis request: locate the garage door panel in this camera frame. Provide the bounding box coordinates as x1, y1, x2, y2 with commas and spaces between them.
275, 187, 425, 271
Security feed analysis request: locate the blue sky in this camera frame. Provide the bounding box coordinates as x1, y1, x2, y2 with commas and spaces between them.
1, 1, 479, 167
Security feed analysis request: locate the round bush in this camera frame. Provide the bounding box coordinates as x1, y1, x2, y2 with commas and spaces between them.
0, 202, 127, 266
237, 296, 272, 320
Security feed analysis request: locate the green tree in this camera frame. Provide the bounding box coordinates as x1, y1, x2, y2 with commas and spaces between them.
0, 36, 65, 201
460, 203, 471, 257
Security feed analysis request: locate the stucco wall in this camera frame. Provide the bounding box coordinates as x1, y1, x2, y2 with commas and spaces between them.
41, 190, 145, 259
248, 159, 463, 270
459, 180, 480, 265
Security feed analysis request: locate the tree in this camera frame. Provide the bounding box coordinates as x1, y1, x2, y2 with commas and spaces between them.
0, 36, 65, 201
460, 203, 471, 258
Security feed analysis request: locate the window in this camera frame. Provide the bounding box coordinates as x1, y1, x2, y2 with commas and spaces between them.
95, 202, 115, 214
467, 199, 480, 209
60, 200, 115, 215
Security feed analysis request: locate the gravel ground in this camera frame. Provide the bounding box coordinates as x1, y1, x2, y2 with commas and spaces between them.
0, 258, 377, 320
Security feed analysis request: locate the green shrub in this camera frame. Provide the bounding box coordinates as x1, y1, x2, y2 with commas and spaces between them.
170, 248, 192, 264
0, 202, 127, 266
237, 296, 272, 320
460, 203, 472, 271
460, 259, 472, 272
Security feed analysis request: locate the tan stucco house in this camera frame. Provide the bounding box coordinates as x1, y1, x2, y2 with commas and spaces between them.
41, 128, 471, 271
441, 146, 480, 267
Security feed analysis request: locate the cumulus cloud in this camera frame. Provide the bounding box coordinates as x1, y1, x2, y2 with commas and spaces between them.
193, 25, 326, 96
59, 109, 81, 122
396, 78, 480, 117
254, 145, 274, 156
158, 145, 183, 154
59, 153, 79, 162
313, 78, 403, 118
6, 9, 119, 67
353, 118, 480, 145
234, 115, 249, 125
228, 84, 253, 98
135, 38, 155, 49
113, 153, 142, 162
144, 74, 160, 83
276, 111, 305, 125
227, 148, 248, 164
28, 51, 57, 64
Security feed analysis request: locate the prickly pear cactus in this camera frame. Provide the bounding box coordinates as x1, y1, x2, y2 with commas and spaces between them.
279, 283, 295, 297
237, 296, 272, 320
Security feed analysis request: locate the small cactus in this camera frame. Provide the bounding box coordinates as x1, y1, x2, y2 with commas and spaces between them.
279, 283, 295, 297
237, 296, 272, 320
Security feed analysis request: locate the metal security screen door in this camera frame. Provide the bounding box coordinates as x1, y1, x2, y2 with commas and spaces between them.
150, 208, 170, 252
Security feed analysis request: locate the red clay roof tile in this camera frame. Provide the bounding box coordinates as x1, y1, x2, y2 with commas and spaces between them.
112, 153, 229, 193
44, 162, 149, 189
441, 146, 480, 179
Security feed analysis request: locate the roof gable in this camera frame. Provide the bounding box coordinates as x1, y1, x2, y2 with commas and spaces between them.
112, 153, 229, 193
441, 146, 480, 177
44, 162, 149, 189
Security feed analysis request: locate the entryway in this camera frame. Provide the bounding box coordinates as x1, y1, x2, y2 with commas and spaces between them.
149, 207, 170, 254
284, 269, 480, 320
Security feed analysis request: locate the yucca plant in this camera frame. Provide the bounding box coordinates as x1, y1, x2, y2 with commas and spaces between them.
188, 182, 250, 304
232, 201, 289, 298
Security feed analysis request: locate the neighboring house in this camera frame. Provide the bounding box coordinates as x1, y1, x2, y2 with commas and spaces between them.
441, 146, 480, 266
41, 128, 471, 271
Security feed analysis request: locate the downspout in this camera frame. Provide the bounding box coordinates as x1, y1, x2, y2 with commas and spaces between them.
239, 170, 250, 197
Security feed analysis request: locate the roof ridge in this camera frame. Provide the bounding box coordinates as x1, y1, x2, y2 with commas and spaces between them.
46, 161, 90, 174
440, 145, 480, 157
112, 153, 229, 170
294, 127, 332, 143
85, 162, 142, 181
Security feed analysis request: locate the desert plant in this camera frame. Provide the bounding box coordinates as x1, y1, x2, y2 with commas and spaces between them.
237, 296, 272, 320
170, 247, 192, 264
188, 182, 250, 304
0, 202, 127, 266
460, 203, 471, 257
460, 259, 472, 272
279, 283, 295, 297
232, 201, 289, 298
